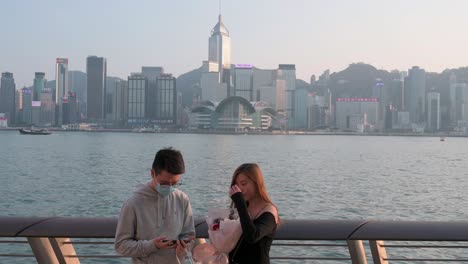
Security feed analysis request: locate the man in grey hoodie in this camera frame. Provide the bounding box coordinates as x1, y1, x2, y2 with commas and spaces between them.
115, 147, 195, 264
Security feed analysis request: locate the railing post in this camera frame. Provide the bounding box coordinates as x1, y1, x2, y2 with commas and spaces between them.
347, 240, 368, 264
27, 237, 60, 264
49, 237, 80, 264
369, 240, 388, 264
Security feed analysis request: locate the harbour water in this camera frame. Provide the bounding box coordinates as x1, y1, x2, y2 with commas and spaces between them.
1, 131, 468, 263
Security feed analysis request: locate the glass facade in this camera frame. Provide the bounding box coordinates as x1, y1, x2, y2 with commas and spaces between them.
39, 89, 55, 126
294, 88, 308, 129
22, 88, 32, 124
86, 56, 107, 121
427, 92, 440, 131
0, 72, 16, 125
234, 67, 253, 101
33, 72, 46, 102
216, 97, 254, 130
156, 76, 176, 125
55, 58, 69, 105
128, 75, 147, 126
406, 66, 426, 123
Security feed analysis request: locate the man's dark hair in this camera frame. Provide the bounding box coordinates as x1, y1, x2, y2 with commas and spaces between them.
152, 147, 185, 175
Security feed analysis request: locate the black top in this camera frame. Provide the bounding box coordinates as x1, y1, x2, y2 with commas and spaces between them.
229, 192, 277, 264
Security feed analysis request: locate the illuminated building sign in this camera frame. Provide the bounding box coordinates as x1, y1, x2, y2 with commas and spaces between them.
235, 64, 253, 69
56, 58, 69, 64
336, 98, 379, 102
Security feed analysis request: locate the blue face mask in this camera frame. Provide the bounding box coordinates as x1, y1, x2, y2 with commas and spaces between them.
156, 183, 175, 197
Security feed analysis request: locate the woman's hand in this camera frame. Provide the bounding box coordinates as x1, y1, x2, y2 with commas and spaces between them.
230, 185, 242, 197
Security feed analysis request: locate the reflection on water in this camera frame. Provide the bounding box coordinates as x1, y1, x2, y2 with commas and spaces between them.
1, 131, 467, 263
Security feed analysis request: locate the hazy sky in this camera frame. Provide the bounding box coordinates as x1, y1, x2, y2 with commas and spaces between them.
1, 0, 468, 87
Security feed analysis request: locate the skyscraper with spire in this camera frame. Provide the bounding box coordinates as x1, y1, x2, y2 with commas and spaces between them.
208, 14, 231, 84
56, 58, 69, 126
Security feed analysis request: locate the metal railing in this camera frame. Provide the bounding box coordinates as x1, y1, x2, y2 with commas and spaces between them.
2, 217, 468, 263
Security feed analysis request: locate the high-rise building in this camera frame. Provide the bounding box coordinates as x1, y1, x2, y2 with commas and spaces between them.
0, 72, 16, 125
127, 73, 147, 127
427, 92, 440, 131
306, 94, 327, 129
113, 80, 128, 127
141, 67, 164, 79
200, 61, 226, 102
208, 15, 231, 84
33, 72, 46, 101
449, 73, 457, 125
141, 66, 164, 120
373, 79, 389, 125
69, 70, 87, 118
55, 58, 69, 105
31, 101, 41, 125
277, 64, 296, 126
62, 92, 79, 125
449, 73, 468, 125
454, 83, 468, 122
86, 56, 107, 121
15, 89, 22, 123
335, 98, 379, 131
405, 66, 426, 123
68, 92, 79, 124
39, 88, 55, 126
294, 88, 308, 129
253, 69, 276, 103
62, 100, 70, 125
156, 74, 177, 126
21, 88, 33, 125
390, 78, 404, 111
55, 58, 69, 126
16, 89, 22, 112
234, 64, 253, 101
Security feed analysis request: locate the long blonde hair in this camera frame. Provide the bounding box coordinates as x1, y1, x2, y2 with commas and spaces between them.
231, 163, 279, 222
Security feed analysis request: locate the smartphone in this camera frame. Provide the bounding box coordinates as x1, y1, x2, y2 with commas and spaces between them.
162, 239, 177, 245
163, 239, 191, 245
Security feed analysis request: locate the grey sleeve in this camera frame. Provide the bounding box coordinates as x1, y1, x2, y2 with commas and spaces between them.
179, 198, 195, 239
114, 201, 159, 257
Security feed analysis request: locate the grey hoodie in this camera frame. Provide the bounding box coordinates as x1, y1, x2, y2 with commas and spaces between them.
115, 182, 195, 264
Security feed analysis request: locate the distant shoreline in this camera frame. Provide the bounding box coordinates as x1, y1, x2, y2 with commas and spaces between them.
1, 127, 467, 138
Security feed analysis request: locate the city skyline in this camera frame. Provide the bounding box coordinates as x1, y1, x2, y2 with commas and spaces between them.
2, 0, 468, 87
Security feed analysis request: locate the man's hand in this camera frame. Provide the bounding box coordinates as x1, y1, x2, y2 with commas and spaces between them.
175, 239, 188, 257
153, 236, 176, 249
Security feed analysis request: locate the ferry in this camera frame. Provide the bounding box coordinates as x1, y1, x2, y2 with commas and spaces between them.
18, 128, 52, 135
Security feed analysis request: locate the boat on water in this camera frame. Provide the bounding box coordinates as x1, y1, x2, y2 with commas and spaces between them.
18, 128, 52, 135
440, 137, 446, 141
131, 127, 160, 133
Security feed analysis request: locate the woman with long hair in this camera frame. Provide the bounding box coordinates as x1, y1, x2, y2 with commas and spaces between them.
228, 163, 279, 264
